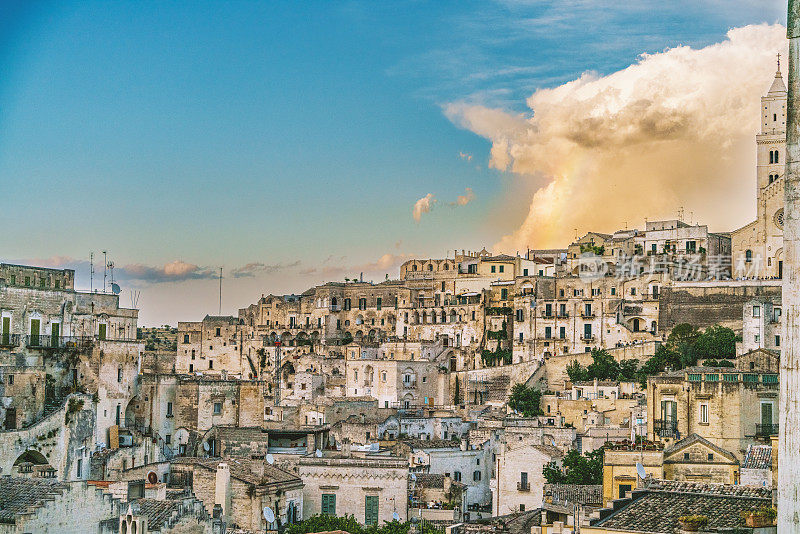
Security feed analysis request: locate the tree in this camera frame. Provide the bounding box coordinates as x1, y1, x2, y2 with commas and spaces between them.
508, 383, 543, 416
694, 325, 736, 360
586, 349, 620, 380
543, 448, 604, 485
617, 359, 639, 381
566, 360, 589, 382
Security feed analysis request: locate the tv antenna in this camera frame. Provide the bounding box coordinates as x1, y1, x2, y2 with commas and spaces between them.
102, 250, 108, 293
130, 290, 141, 309
90, 252, 95, 293
218, 267, 223, 315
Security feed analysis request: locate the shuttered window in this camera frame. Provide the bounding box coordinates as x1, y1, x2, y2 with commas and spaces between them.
365, 495, 379, 525
322, 494, 336, 516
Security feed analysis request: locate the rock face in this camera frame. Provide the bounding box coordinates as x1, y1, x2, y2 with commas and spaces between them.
781, 1, 800, 530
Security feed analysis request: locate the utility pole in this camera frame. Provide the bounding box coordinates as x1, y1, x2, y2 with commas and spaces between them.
102, 250, 107, 293
90, 252, 94, 293
218, 267, 223, 315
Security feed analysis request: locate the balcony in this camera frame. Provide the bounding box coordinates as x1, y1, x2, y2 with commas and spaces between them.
654, 419, 679, 439
581, 312, 596, 319
756, 423, 779, 438
403, 380, 417, 389
0, 334, 21, 348
25, 335, 95, 349
557, 312, 569, 318
329, 304, 341, 312
580, 334, 596, 342
517, 481, 530, 492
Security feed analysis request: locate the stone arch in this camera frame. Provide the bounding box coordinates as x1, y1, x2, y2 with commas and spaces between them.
14, 449, 49, 466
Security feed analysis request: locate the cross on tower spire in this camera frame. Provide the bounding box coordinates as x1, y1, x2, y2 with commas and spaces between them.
778, 52, 782, 72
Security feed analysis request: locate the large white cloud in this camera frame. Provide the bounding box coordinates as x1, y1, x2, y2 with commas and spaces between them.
445, 24, 789, 250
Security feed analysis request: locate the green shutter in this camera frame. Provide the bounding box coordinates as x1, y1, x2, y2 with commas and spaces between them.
51, 323, 60, 348
365, 495, 379, 526
30, 319, 40, 345
98, 323, 107, 340
1, 317, 9, 345
322, 494, 336, 516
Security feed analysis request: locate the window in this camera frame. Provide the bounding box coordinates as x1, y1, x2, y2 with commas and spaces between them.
117, 367, 123, 383
208, 360, 214, 370
699, 403, 709, 424
116, 404, 121, 426
523, 268, 528, 276
213, 402, 222, 415
753, 305, 761, 318
165, 434, 171, 444
746, 250, 753, 263
473, 470, 482, 481
776, 335, 781, 347
611, 287, 616, 296
183, 334, 190, 343
520, 504, 526, 512
7, 374, 13, 385
684, 452, 690, 460
501, 288, 508, 299
708, 453, 714, 461
376, 297, 382, 310
321, 494, 336, 516
76, 458, 82, 478
166, 402, 173, 417
545, 327, 552, 339
453, 471, 461, 482
491, 266, 496, 273
499, 265, 504, 273
365, 495, 379, 526
619, 484, 632, 498
215, 327, 221, 336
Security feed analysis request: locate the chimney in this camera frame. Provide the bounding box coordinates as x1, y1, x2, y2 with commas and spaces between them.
215, 463, 231, 521
443, 475, 452, 495
780, 2, 800, 530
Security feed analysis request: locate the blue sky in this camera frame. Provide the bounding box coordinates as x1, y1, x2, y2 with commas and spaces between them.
0, 0, 787, 324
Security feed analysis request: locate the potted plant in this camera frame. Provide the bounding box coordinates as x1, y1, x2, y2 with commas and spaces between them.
678, 515, 708, 532
741, 505, 777, 527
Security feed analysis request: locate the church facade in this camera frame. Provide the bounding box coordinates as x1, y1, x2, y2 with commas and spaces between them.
731, 65, 787, 279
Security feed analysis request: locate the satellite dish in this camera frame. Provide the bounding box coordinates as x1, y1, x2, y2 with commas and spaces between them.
392, 512, 400, 521
266, 453, 275, 465
203, 441, 210, 452
147, 471, 158, 484
263, 506, 275, 523
315, 449, 323, 458
411, 473, 417, 481
636, 462, 647, 479
111, 283, 121, 295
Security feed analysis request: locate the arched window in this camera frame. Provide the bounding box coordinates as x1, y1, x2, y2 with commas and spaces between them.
770, 151, 775, 164
775, 151, 780, 164
412, 264, 418, 271
427, 264, 433, 271
745, 250, 753, 263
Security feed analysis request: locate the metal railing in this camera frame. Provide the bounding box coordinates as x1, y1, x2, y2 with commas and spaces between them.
0, 334, 21, 347
654, 419, 679, 438
25, 335, 95, 349
517, 481, 530, 492
756, 423, 779, 437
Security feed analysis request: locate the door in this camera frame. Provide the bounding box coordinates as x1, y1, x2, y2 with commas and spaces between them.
779, 261, 783, 279
29, 319, 40, 346
51, 323, 60, 348
761, 403, 773, 434
98, 323, 107, 340
1, 317, 8, 345
365, 495, 379, 526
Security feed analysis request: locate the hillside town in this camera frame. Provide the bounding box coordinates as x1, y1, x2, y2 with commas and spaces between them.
0, 61, 793, 533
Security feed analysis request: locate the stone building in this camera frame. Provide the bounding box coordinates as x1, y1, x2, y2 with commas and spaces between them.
297, 451, 408, 525
490, 440, 562, 516
741, 296, 783, 354
171, 457, 303, 532
731, 65, 788, 279
647, 365, 779, 460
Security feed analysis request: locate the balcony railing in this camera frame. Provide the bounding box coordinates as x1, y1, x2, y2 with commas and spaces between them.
403, 381, 417, 389
329, 304, 341, 312
517, 481, 530, 492
654, 419, 679, 438
541, 311, 554, 318
580, 334, 596, 342
756, 423, 779, 438
25, 335, 95, 349
581, 312, 596, 319
0, 334, 21, 347
557, 312, 569, 318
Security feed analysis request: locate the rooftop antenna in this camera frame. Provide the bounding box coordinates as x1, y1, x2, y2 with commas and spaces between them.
102, 250, 108, 293
218, 267, 223, 315
130, 290, 141, 309
89, 252, 94, 293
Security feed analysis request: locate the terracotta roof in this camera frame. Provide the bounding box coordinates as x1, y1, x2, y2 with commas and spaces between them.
414, 474, 466, 489
0, 478, 67, 524
592, 479, 772, 533
172, 457, 300, 487
742, 445, 773, 470
544, 484, 603, 506
402, 439, 461, 450
132, 499, 182, 531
